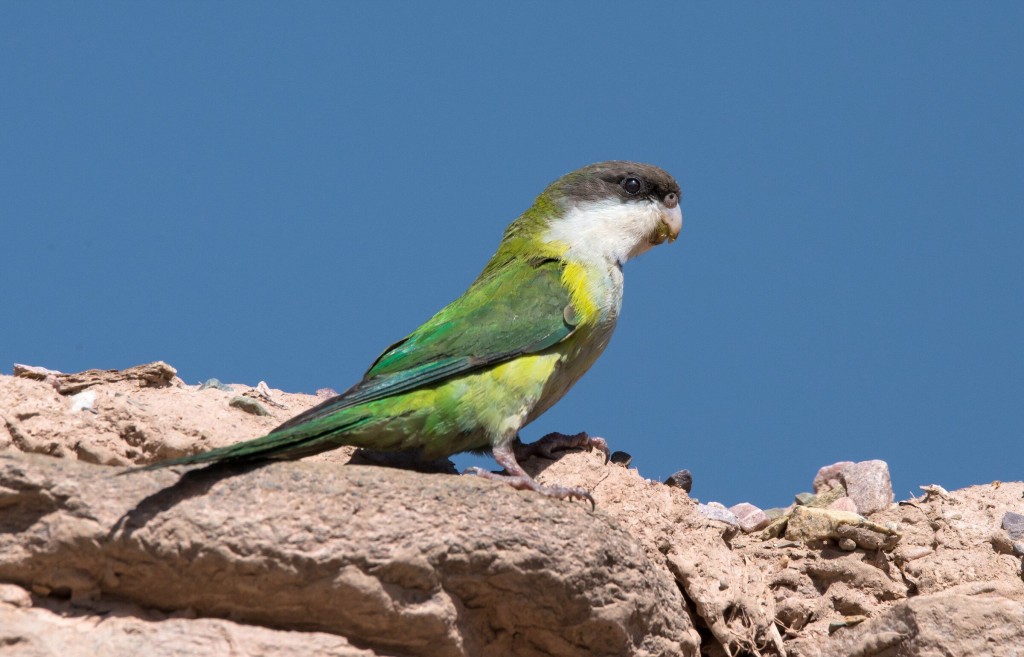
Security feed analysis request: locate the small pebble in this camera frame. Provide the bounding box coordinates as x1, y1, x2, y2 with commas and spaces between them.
894, 545, 933, 562
729, 502, 771, 533
610, 451, 633, 466
199, 378, 235, 391
838, 537, 858, 551
698, 502, 738, 527
773, 540, 801, 548
70, 390, 96, 413
920, 483, 949, 497
794, 492, 816, 506
228, 396, 269, 416
828, 615, 867, 633
664, 469, 693, 492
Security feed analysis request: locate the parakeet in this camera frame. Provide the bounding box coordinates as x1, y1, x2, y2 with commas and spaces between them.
135, 161, 682, 505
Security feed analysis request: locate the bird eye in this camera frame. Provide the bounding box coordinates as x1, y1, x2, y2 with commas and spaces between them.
622, 177, 643, 195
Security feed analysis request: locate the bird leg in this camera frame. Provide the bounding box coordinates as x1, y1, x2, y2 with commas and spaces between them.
466, 442, 595, 509
515, 431, 610, 464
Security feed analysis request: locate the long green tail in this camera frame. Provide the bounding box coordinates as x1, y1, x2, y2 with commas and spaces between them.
121, 414, 372, 474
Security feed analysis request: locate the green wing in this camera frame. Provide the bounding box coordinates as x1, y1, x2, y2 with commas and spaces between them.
122, 256, 578, 471
273, 257, 576, 431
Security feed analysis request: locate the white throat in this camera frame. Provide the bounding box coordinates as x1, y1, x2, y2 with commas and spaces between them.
542, 198, 665, 267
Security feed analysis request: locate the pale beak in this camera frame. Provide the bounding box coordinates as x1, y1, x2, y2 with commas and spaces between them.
650, 201, 683, 245
661, 203, 683, 242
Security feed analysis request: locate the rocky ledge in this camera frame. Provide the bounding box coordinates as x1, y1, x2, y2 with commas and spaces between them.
1, 363, 1022, 656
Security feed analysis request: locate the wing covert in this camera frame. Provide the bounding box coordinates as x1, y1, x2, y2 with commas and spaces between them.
273, 258, 574, 432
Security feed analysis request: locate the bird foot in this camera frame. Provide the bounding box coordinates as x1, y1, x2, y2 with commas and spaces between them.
515, 431, 610, 464
464, 467, 595, 510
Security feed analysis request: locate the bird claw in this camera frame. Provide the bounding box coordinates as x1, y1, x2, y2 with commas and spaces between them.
464, 468, 595, 510
549, 485, 596, 511
516, 431, 610, 464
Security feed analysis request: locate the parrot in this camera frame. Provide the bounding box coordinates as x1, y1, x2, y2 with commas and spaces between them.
132, 161, 682, 505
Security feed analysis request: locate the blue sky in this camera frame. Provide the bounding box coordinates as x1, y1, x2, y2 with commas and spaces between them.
2, 3, 1021, 508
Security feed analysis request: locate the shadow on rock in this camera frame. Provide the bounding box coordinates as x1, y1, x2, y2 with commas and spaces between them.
110, 461, 265, 538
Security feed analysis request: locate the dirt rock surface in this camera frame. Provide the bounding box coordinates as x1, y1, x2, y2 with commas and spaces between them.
2, 364, 1022, 656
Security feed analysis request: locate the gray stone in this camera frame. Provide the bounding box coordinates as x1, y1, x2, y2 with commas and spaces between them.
794, 492, 816, 506
1002, 511, 1024, 541
199, 378, 234, 391
228, 396, 269, 416
698, 503, 738, 527
840, 460, 894, 515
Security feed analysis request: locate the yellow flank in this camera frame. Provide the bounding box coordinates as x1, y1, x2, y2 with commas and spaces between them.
359, 351, 563, 458
467, 353, 559, 431
561, 260, 601, 323
487, 353, 561, 390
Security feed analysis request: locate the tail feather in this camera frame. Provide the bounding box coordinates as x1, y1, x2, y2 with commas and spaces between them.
120, 415, 372, 474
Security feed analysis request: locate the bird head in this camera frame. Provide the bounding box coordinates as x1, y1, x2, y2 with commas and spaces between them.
525, 161, 682, 267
